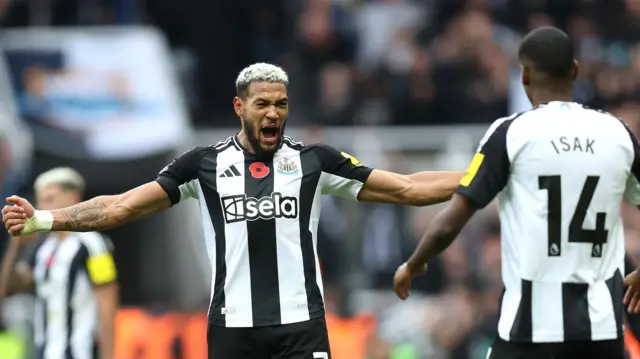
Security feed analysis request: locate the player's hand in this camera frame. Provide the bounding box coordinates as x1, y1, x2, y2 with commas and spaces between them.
393, 262, 428, 300
2, 196, 35, 236
624, 269, 640, 314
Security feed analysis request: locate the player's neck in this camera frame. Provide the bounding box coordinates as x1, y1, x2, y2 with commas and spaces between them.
530, 89, 572, 107
235, 132, 257, 154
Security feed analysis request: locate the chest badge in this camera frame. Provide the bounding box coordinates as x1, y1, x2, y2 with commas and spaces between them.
276, 157, 299, 175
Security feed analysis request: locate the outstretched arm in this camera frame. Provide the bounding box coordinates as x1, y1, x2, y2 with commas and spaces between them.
407, 117, 512, 267
393, 118, 512, 299
313, 145, 463, 206
4, 183, 171, 235
357, 169, 465, 206
51, 182, 170, 231
394, 116, 514, 299
405, 194, 476, 270
50, 147, 210, 232
3, 147, 208, 236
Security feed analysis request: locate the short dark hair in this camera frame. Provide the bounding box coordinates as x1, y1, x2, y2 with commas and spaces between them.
518, 26, 574, 78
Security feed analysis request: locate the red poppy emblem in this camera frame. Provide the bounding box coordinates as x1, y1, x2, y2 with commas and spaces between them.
249, 162, 270, 179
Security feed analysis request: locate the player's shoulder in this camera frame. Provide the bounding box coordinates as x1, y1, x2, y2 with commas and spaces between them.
578, 103, 627, 125
290, 141, 339, 159
505, 104, 550, 123
280, 136, 334, 152
169, 138, 237, 167
280, 138, 352, 166
211, 136, 239, 153
76, 232, 114, 255
490, 105, 546, 128
488, 104, 577, 138
281, 136, 334, 156
575, 103, 634, 139
281, 135, 306, 150
481, 107, 540, 140
575, 103, 615, 117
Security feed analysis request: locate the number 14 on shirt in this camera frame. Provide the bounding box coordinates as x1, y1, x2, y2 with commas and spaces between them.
538, 175, 608, 258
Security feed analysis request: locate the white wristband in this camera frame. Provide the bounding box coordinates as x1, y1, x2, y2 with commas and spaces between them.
22, 210, 54, 235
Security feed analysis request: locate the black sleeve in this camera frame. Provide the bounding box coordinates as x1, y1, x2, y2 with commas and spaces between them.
456, 119, 513, 208
155, 147, 209, 206
312, 144, 373, 183
619, 120, 640, 206
621, 120, 640, 181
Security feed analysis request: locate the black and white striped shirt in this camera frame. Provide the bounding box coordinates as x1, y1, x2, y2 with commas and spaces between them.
156, 135, 372, 327
457, 101, 640, 343
28, 232, 117, 359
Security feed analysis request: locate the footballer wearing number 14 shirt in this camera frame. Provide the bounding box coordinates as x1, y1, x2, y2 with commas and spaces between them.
2, 63, 464, 359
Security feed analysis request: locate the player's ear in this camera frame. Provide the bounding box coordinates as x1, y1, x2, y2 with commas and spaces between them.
233, 96, 244, 118
571, 59, 579, 80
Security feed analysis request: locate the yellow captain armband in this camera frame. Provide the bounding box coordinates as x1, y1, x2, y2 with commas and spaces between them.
460, 153, 485, 187
87, 253, 117, 285
340, 151, 363, 167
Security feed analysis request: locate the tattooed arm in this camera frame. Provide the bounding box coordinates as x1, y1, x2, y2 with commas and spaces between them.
49, 146, 211, 232
51, 182, 172, 232
3, 183, 171, 235
4, 147, 206, 235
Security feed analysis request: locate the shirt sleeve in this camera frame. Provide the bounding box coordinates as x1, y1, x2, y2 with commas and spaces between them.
456, 117, 513, 208
622, 122, 640, 205
80, 233, 117, 286
155, 147, 209, 206
313, 145, 374, 201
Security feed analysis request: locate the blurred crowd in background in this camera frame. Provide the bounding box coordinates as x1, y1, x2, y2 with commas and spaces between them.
3, 0, 640, 358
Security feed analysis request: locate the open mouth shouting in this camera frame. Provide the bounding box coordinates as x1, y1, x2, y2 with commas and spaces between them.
260, 124, 281, 145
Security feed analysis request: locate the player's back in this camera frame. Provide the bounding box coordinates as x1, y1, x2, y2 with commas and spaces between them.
495, 101, 638, 342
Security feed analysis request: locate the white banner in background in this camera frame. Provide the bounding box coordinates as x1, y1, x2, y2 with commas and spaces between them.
0, 50, 32, 175
0, 27, 190, 160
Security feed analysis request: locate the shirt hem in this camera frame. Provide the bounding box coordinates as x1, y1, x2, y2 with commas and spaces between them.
208, 308, 325, 328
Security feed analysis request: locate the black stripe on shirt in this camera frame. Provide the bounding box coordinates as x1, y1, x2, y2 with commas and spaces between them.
617, 118, 640, 182
41, 242, 62, 359
298, 150, 325, 318
509, 279, 533, 341
197, 151, 228, 326
606, 269, 624, 338
66, 244, 89, 359
562, 282, 591, 341
244, 156, 281, 326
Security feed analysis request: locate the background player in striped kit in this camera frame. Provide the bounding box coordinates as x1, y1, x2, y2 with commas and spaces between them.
2, 63, 463, 359
394, 27, 640, 359
0, 168, 118, 359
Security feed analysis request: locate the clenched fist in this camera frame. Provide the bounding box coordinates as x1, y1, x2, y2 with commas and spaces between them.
2, 196, 35, 236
